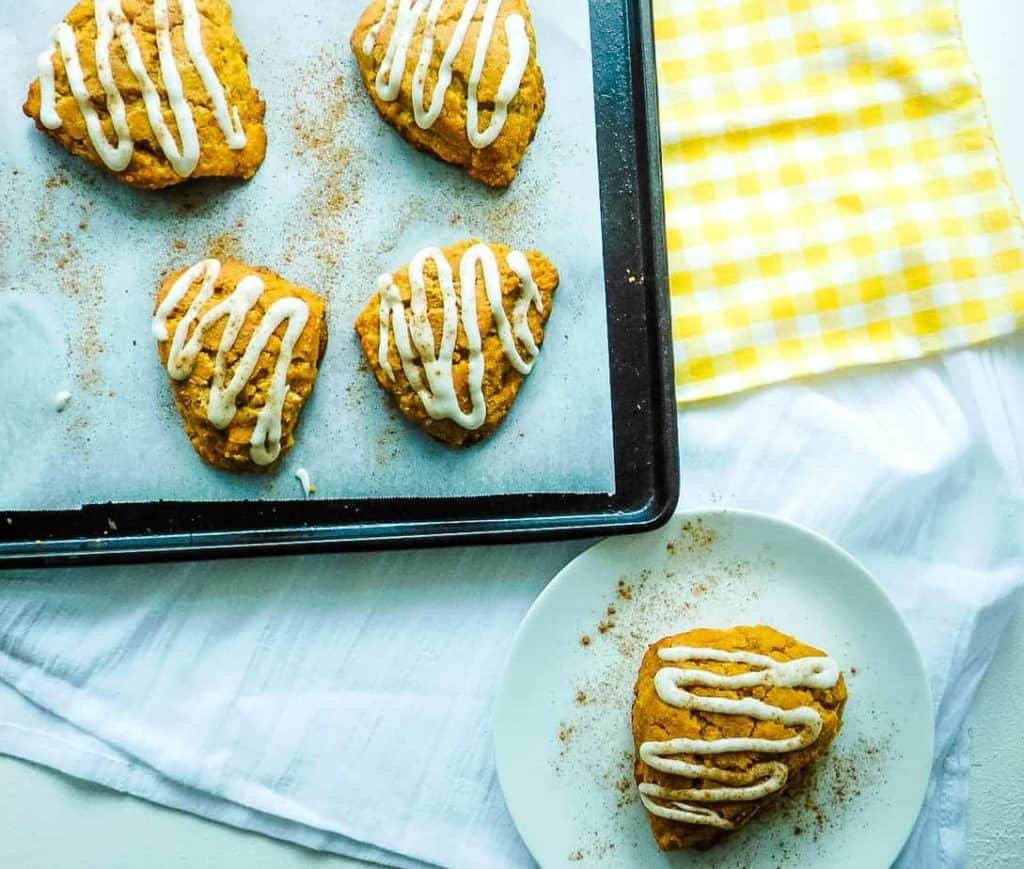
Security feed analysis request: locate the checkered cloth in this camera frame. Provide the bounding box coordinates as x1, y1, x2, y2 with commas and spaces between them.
655, 0, 1024, 402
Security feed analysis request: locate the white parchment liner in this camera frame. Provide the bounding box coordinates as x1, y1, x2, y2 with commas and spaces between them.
0, 0, 614, 510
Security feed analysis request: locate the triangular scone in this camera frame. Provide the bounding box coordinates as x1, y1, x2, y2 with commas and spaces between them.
355, 239, 559, 446
632, 626, 848, 851
351, 0, 545, 187
24, 0, 267, 189
153, 258, 328, 471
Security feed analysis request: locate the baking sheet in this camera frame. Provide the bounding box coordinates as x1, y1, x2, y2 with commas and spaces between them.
0, 0, 614, 511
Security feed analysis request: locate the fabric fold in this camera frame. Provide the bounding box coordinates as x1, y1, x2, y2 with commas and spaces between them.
1, 334, 1022, 867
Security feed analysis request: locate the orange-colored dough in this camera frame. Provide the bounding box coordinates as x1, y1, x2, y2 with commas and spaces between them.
355, 239, 559, 446
350, 0, 545, 187
632, 626, 848, 851
154, 259, 328, 471
23, 0, 266, 189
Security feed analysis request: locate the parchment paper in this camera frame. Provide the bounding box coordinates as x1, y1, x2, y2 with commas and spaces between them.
0, 0, 614, 511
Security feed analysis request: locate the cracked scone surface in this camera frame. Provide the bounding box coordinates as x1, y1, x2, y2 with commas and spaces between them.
24, 0, 266, 189
355, 239, 559, 446
154, 259, 328, 472
632, 626, 848, 851
350, 0, 545, 187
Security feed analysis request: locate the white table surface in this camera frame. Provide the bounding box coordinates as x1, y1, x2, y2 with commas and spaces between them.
2, 1, 1023, 867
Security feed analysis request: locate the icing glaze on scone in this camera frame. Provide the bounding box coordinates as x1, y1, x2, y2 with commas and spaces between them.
362, 0, 531, 149
355, 240, 558, 446
351, 0, 545, 187
152, 259, 311, 467
36, 0, 248, 179
638, 646, 841, 830
375, 243, 543, 431
633, 627, 848, 851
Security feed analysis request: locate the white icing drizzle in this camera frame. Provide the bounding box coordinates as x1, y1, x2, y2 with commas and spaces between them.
55, 390, 72, 412
152, 259, 310, 467
376, 243, 543, 430
465, 2, 530, 148
179, 0, 247, 148
362, 0, 531, 149
638, 646, 840, 830
37, 0, 247, 177
295, 467, 314, 497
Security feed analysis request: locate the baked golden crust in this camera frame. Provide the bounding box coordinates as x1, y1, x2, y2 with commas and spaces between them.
632, 626, 848, 851
154, 259, 327, 472
23, 0, 267, 189
355, 239, 559, 446
350, 0, 545, 187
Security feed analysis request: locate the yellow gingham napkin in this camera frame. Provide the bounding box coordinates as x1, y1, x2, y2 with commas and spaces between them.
655, 0, 1024, 402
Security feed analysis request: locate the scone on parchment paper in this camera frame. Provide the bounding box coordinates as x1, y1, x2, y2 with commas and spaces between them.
153, 257, 328, 472
355, 239, 559, 446
23, 0, 266, 189
632, 625, 848, 851
351, 0, 546, 187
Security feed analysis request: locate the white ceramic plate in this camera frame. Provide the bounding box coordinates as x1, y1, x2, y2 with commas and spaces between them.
494, 510, 933, 869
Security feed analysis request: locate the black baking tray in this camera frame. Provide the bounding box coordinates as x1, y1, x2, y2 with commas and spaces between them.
0, 0, 678, 567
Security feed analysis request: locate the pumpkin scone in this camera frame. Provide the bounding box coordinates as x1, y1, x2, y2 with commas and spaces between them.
152, 258, 328, 471
355, 239, 559, 446
632, 626, 848, 851
23, 0, 267, 189
351, 0, 545, 187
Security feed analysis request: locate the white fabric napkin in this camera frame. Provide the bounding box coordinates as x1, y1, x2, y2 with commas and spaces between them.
1, 333, 1022, 869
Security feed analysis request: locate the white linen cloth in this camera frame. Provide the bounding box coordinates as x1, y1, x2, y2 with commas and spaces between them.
1, 333, 1022, 868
